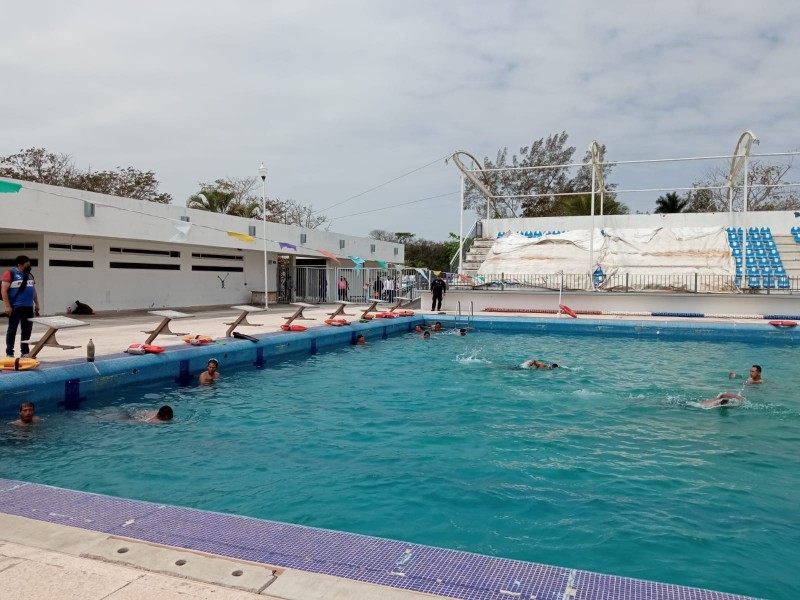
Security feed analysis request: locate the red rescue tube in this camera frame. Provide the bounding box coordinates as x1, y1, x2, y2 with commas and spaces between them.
325, 318, 348, 326
769, 320, 797, 328
281, 324, 308, 332
373, 312, 397, 319
559, 304, 578, 319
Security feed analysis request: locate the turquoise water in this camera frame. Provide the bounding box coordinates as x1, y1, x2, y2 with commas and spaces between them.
3, 329, 799, 599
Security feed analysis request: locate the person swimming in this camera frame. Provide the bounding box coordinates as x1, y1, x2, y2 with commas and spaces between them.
521, 359, 558, 370
700, 392, 745, 408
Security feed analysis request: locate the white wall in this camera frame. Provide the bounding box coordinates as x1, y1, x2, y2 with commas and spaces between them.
440, 290, 800, 318
1, 179, 404, 313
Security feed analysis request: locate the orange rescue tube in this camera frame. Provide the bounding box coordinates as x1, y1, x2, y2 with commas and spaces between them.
373, 312, 397, 319
769, 320, 797, 328
559, 304, 578, 319
325, 318, 348, 326
0, 357, 40, 370
184, 335, 213, 345
281, 324, 308, 332
395, 310, 415, 316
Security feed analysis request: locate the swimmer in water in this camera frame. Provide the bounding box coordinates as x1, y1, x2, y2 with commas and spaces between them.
700, 392, 745, 408
728, 365, 764, 384
143, 405, 174, 423
199, 358, 220, 384
522, 359, 558, 370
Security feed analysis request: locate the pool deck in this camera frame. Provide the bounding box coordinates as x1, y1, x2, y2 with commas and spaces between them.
1, 304, 768, 600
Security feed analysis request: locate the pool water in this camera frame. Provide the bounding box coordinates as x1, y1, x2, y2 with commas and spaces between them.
3, 329, 799, 599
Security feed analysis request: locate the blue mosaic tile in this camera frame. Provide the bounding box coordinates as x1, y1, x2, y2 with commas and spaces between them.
0, 478, 763, 600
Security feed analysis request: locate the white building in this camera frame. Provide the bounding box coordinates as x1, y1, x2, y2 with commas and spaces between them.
0, 179, 404, 314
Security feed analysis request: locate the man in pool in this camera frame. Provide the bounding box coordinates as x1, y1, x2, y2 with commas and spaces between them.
701, 392, 745, 408
10, 402, 40, 426
144, 405, 173, 423
431, 322, 443, 332
199, 358, 220, 384
458, 328, 467, 336
522, 359, 558, 370
422, 331, 431, 339
355, 334, 366, 345
729, 365, 764, 383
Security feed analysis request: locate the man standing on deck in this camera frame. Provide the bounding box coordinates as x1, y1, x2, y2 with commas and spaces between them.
2, 255, 40, 358
430, 273, 446, 311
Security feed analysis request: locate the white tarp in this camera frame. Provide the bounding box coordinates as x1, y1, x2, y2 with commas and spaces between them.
477, 227, 735, 293
477, 231, 605, 290
598, 226, 735, 292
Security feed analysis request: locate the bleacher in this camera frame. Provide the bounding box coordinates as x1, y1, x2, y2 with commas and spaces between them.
497, 230, 565, 238
727, 227, 789, 289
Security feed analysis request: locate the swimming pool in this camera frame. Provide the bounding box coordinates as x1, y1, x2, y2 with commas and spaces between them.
2, 320, 798, 599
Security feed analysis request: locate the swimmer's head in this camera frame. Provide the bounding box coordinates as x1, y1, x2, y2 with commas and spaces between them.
551, 363, 559, 369
156, 405, 173, 421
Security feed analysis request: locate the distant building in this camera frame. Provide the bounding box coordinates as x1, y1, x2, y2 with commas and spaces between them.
0, 179, 403, 313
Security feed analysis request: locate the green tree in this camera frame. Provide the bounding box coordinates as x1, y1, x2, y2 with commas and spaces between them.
368, 230, 453, 272
0, 147, 172, 203
186, 189, 240, 214
557, 193, 628, 216
191, 177, 329, 227
654, 192, 688, 214
463, 132, 618, 218
685, 188, 716, 213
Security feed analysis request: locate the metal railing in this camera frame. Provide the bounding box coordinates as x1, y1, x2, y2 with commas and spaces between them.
445, 272, 800, 294
449, 219, 483, 273
289, 267, 428, 304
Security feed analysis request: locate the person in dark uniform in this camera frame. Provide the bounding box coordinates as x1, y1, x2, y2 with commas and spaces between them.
430, 273, 447, 311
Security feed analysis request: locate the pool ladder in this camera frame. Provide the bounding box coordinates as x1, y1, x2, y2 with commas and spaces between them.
456, 301, 473, 330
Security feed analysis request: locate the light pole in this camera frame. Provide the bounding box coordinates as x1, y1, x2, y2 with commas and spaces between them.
259, 163, 269, 309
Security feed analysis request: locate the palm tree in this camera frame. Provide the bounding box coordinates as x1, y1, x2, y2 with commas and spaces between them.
557, 193, 628, 216
186, 190, 241, 214
654, 192, 688, 214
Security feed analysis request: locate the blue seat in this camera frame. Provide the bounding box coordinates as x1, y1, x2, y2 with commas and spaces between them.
763, 275, 775, 289
735, 267, 742, 277
778, 276, 790, 289
732, 248, 742, 257
734, 276, 742, 287
734, 256, 743, 266
775, 265, 786, 275
748, 276, 761, 288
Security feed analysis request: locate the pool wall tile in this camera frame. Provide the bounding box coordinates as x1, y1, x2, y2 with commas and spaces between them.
0, 478, 762, 600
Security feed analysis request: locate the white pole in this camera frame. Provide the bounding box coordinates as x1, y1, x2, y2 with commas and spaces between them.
589, 167, 596, 279
743, 153, 748, 281
259, 163, 269, 309
458, 174, 465, 274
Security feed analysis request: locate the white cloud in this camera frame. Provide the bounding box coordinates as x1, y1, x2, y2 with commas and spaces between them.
3, 0, 799, 239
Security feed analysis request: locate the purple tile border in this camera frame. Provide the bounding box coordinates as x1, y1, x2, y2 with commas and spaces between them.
0, 478, 762, 600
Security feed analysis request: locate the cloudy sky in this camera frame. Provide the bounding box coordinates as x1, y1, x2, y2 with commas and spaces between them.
3, 1, 799, 240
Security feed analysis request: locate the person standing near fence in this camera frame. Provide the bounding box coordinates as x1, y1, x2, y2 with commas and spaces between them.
3, 255, 40, 358
384, 276, 395, 302
430, 272, 446, 311
338, 276, 349, 300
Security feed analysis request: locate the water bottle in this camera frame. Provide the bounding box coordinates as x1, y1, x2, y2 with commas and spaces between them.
87, 338, 95, 363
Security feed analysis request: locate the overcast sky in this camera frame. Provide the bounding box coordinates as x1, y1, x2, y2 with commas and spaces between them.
3, 1, 799, 241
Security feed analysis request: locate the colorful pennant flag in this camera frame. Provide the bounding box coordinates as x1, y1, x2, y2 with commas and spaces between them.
376, 260, 387, 269
348, 255, 364, 274
317, 249, 341, 264
414, 268, 429, 281
227, 231, 255, 242
0, 181, 22, 193
279, 242, 297, 250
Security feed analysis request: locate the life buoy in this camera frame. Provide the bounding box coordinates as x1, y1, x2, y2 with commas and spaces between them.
362, 313, 374, 320
769, 320, 797, 328
125, 344, 165, 355
184, 335, 213, 345
373, 312, 396, 319
0, 357, 40, 371
325, 318, 348, 326
559, 304, 578, 319
281, 324, 307, 332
